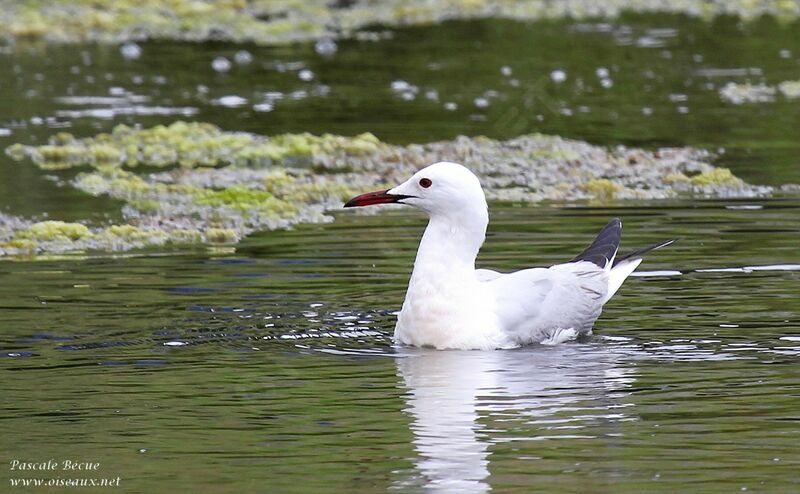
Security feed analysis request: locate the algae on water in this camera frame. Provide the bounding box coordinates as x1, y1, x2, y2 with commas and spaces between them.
719, 80, 800, 105
6, 122, 383, 171
2, 0, 800, 46
3, 121, 774, 257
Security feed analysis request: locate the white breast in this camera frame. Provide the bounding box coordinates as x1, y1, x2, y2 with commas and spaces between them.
394, 270, 510, 350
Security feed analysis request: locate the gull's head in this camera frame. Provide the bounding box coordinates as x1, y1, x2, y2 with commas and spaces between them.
344, 162, 487, 216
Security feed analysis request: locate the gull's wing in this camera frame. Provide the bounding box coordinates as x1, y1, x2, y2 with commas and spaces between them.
486, 262, 608, 345
477, 219, 673, 344
475, 268, 503, 282
571, 218, 622, 268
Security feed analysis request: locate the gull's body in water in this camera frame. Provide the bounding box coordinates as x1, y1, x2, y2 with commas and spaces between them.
344, 162, 673, 350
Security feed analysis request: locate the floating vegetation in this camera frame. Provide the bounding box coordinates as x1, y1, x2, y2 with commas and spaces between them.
719, 80, 800, 104
3, 121, 778, 256
777, 80, 800, 99
16, 221, 91, 242
6, 122, 383, 171
0, 218, 173, 256
2, 0, 800, 46
581, 179, 623, 200
687, 168, 743, 187
719, 82, 776, 104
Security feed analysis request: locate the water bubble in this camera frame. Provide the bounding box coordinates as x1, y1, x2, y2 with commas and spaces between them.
595, 67, 610, 78
474, 97, 489, 108
211, 57, 232, 73
600, 78, 613, 88
164, 341, 187, 347
298, 69, 315, 81
390, 80, 412, 92
424, 89, 439, 102
443, 102, 458, 111
725, 204, 762, 210
390, 80, 418, 101
212, 95, 248, 107
550, 69, 567, 83
500, 65, 513, 76
263, 91, 283, 101
234, 50, 253, 65
253, 103, 274, 112
315, 38, 338, 56
120, 42, 142, 60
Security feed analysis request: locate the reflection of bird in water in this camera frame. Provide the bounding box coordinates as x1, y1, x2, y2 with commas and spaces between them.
345, 161, 673, 350
394, 346, 635, 493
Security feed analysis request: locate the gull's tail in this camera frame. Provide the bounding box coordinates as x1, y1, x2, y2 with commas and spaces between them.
570, 218, 675, 304
604, 238, 676, 303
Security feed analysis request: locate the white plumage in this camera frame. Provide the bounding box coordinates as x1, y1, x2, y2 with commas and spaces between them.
344, 161, 672, 350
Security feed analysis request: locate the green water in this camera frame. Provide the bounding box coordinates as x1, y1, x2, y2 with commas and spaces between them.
2, 13, 800, 494
3, 203, 800, 492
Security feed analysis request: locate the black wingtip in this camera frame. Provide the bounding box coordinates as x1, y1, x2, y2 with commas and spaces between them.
612, 238, 677, 267
570, 218, 623, 268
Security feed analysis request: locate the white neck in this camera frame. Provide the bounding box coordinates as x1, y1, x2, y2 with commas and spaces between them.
412, 205, 488, 276
395, 202, 504, 349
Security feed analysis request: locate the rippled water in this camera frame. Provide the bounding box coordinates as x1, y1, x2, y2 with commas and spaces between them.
2, 12, 800, 493
2, 15, 800, 213
2, 200, 799, 492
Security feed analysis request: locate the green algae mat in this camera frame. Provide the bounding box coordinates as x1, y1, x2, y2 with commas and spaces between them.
0, 121, 780, 256
0, 12, 798, 259
2, 0, 800, 45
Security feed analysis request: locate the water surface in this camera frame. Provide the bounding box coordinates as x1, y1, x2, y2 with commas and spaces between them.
2, 201, 799, 492
1, 13, 800, 494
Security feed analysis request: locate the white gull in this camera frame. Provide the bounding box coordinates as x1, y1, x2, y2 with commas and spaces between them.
344, 162, 673, 350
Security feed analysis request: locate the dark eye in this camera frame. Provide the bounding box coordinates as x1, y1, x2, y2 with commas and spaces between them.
419, 178, 432, 188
